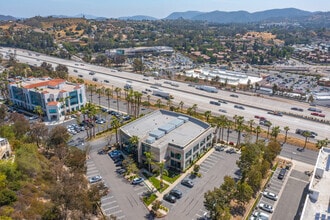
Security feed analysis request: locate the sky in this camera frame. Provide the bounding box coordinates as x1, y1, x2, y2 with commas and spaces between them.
1, 0, 330, 19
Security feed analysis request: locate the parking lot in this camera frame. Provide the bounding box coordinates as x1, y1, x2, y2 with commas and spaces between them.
86, 150, 150, 219
164, 147, 240, 219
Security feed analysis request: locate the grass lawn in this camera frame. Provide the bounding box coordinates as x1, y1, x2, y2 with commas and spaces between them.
143, 193, 157, 206
162, 173, 181, 183
149, 176, 169, 193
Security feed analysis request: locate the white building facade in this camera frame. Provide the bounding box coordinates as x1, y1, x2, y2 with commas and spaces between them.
8, 77, 86, 121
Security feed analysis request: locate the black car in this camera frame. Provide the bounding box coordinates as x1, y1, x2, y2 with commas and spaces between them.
181, 179, 194, 188
163, 193, 176, 203
169, 189, 182, 199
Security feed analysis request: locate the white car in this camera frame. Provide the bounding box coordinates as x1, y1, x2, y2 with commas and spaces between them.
259, 203, 273, 213
249, 211, 269, 220
262, 191, 278, 201
88, 175, 102, 184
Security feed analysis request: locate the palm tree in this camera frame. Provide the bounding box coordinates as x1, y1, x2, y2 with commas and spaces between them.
204, 110, 211, 122
192, 104, 198, 115
284, 126, 290, 143
236, 116, 245, 147
302, 131, 311, 150
226, 120, 233, 143
247, 119, 254, 133
156, 99, 162, 109
85, 102, 99, 138
33, 105, 44, 121
219, 115, 227, 142
114, 87, 121, 113
255, 126, 261, 143
147, 95, 151, 106
153, 161, 168, 189
134, 91, 143, 117
316, 138, 329, 149
144, 151, 154, 172
179, 101, 184, 112
111, 116, 121, 146
265, 121, 272, 138
96, 88, 102, 106
271, 126, 281, 141
88, 84, 96, 103
105, 88, 111, 110
129, 135, 139, 162
166, 99, 172, 110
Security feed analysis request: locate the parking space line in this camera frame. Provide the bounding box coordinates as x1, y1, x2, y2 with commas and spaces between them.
116, 215, 126, 219
101, 197, 114, 202
104, 205, 119, 210
103, 200, 117, 206
109, 210, 123, 215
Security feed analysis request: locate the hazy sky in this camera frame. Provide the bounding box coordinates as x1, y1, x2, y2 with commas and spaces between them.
1, 0, 329, 18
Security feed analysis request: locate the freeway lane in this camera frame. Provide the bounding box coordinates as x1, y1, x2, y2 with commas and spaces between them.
1, 47, 329, 140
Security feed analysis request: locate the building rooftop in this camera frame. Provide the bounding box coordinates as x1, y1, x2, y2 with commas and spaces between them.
10, 78, 82, 95
301, 147, 330, 220
120, 110, 210, 148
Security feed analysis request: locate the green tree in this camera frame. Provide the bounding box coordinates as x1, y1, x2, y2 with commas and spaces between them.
302, 131, 311, 150
144, 151, 154, 173
179, 101, 184, 112
271, 126, 281, 140
111, 116, 121, 146
33, 105, 44, 121
114, 87, 122, 113
204, 110, 212, 122
235, 181, 253, 206
153, 161, 168, 188
255, 126, 261, 143
156, 99, 162, 109
284, 126, 290, 143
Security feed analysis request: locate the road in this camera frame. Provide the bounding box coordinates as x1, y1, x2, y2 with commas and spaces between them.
1, 47, 329, 140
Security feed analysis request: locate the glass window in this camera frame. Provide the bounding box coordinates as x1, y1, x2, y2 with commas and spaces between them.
193, 144, 199, 152
185, 149, 192, 159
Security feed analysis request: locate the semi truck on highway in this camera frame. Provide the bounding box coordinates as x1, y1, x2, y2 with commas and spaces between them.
195, 85, 218, 93
153, 89, 171, 100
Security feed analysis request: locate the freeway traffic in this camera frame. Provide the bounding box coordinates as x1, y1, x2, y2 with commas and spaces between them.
1, 47, 329, 140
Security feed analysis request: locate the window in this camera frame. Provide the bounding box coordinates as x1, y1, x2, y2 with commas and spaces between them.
193, 144, 199, 152
185, 149, 192, 159
49, 109, 57, 114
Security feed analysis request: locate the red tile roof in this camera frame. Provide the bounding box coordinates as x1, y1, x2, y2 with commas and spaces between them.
23, 79, 66, 89
47, 101, 59, 106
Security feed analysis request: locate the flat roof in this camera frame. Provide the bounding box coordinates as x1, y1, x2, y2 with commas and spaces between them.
301, 147, 330, 220
120, 110, 210, 148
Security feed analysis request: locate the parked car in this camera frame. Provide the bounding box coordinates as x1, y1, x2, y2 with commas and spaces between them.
291, 107, 303, 112
108, 150, 122, 158
250, 211, 270, 220
230, 94, 239, 98
132, 177, 144, 185
278, 168, 287, 180
181, 179, 194, 188
104, 79, 109, 83
258, 203, 273, 213
116, 168, 126, 175
163, 193, 177, 203
214, 145, 225, 152
169, 189, 182, 199
226, 148, 236, 154
88, 175, 102, 184
262, 191, 278, 201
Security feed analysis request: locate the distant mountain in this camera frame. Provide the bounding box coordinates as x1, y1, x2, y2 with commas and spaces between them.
0, 15, 17, 21
166, 8, 313, 23
74, 14, 107, 21
118, 15, 157, 21
165, 11, 205, 20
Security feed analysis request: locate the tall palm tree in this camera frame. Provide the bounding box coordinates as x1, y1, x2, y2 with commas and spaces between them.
248, 119, 254, 133
156, 99, 162, 109
179, 101, 184, 112
236, 116, 245, 147
192, 104, 198, 115
147, 95, 151, 106
302, 131, 311, 150
284, 126, 290, 143
134, 91, 142, 117
271, 126, 281, 141
129, 135, 140, 162
114, 87, 122, 113
226, 120, 233, 143
126, 89, 133, 115
111, 116, 121, 147
265, 121, 272, 138
86, 102, 99, 138
219, 115, 228, 142
88, 84, 96, 103
166, 99, 172, 110
204, 110, 211, 122
255, 126, 261, 143
144, 151, 154, 172
96, 88, 102, 106
105, 88, 111, 110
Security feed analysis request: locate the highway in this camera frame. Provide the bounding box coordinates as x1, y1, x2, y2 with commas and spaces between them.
1, 47, 329, 140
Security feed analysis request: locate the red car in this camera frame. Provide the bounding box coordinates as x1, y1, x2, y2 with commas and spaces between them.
318, 114, 325, 118
311, 112, 319, 116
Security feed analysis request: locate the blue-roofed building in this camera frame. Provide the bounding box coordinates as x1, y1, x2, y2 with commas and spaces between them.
119, 110, 214, 171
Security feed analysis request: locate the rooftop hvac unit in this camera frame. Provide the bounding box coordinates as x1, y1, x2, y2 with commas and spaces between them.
149, 129, 165, 139
178, 116, 189, 122
158, 123, 175, 134
146, 136, 155, 144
